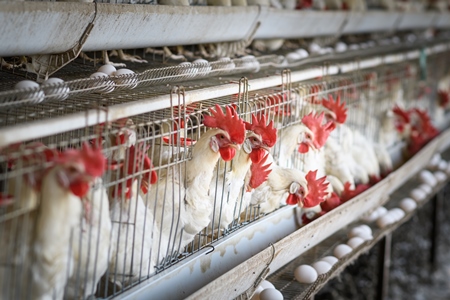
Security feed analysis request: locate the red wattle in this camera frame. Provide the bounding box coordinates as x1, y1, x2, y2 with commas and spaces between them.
298, 143, 309, 154
286, 193, 299, 205
70, 181, 90, 198
219, 147, 236, 161
249, 148, 265, 164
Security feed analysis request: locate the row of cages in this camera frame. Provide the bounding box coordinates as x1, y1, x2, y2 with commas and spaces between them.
1, 50, 450, 300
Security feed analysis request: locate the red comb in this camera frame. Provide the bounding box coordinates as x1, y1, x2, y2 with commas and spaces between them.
244, 114, 278, 147
203, 104, 245, 144
79, 142, 106, 178
303, 170, 329, 207
0, 193, 14, 207
392, 106, 411, 133
340, 182, 370, 202
322, 94, 348, 124
301, 112, 336, 149
248, 152, 272, 190
438, 90, 450, 108
412, 108, 439, 140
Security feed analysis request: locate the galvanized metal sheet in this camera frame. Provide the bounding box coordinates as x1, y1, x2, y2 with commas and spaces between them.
435, 12, 450, 29
341, 11, 400, 34
254, 8, 347, 39
397, 12, 438, 30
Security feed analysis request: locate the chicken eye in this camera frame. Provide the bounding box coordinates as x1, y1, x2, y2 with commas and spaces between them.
220, 135, 225, 139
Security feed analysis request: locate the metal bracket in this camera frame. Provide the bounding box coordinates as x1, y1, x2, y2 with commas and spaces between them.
25, 2, 98, 82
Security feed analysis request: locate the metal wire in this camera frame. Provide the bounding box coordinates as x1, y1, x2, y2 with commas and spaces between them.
0, 50, 448, 300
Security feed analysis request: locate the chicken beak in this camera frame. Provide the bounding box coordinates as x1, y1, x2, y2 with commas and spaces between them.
229, 143, 241, 151
260, 145, 271, 152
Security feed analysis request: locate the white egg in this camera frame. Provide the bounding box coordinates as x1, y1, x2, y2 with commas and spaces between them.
97, 64, 117, 76
14, 80, 45, 103
238, 55, 260, 72
259, 288, 283, 300
260, 280, 275, 290
215, 57, 235, 70
418, 183, 432, 194
324, 47, 334, 54
410, 188, 427, 202
251, 285, 264, 300
376, 214, 394, 228
312, 261, 332, 275
113, 68, 137, 89
90, 72, 115, 93
335, 42, 347, 52
434, 171, 447, 183
389, 208, 405, 221
333, 244, 353, 258
349, 44, 360, 50
367, 41, 376, 47
309, 43, 321, 54
294, 265, 318, 284
361, 210, 379, 222
399, 198, 417, 212
42, 77, 70, 101
438, 160, 448, 171
348, 227, 365, 238
360, 43, 369, 49
356, 225, 372, 236
428, 153, 442, 169
419, 170, 437, 187
392, 36, 401, 44
193, 59, 212, 75
375, 206, 388, 216
286, 52, 302, 63
347, 237, 365, 249
295, 48, 309, 58
320, 256, 338, 266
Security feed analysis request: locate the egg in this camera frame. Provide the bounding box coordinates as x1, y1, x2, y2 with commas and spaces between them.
294, 265, 318, 284
260, 280, 275, 290
97, 64, 117, 75
376, 214, 394, 228
360, 43, 369, 49
428, 153, 442, 169
347, 237, 365, 249
361, 209, 379, 222
375, 206, 388, 216
215, 57, 235, 70
251, 285, 264, 300
349, 44, 360, 50
41, 77, 70, 101
389, 208, 405, 221
323, 47, 334, 54
418, 184, 432, 195
438, 160, 448, 171
434, 171, 447, 183
90, 72, 115, 93
419, 170, 437, 187
14, 80, 45, 103
177, 62, 199, 78
259, 288, 283, 300
308, 43, 321, 54
295, 48, 309, 58
333, 244, 353, 258
113, 68, 137, 89
357, 225, 372, 236
312, 261, 332, 275
193, 58, 212, 75
320, 256, 339, 266
335, 42, 347, 52
238, 55, 260, 72
348, 227, 365, 238
410, 188, 427, 202
399, 198, 417, 212
285, 52, 302, 63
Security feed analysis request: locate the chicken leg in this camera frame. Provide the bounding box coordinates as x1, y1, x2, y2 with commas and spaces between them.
109, 49, 148, 63
145, 46, 186, 61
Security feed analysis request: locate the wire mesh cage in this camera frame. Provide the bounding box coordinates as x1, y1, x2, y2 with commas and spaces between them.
0, 47, 449, 300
